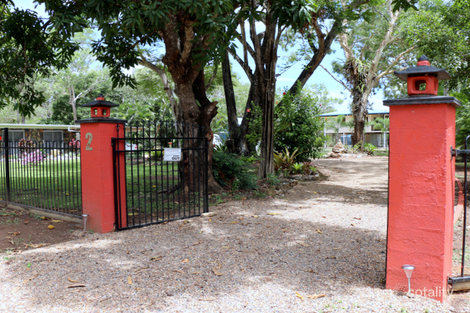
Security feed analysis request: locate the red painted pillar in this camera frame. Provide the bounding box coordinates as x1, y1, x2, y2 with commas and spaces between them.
77, 95, 127, 233
384, 56, 460, 302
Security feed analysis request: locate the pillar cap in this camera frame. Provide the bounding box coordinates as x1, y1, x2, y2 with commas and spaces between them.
394, 55, 451, 81
383, 95, 460, 107
82, 94, 119, 108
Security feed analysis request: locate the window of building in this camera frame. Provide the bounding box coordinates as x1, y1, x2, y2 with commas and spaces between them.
43, 130, 63, 142
6, 130, 25, 142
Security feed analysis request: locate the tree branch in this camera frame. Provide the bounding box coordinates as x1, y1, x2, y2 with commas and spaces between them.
374, 46, 415, 81
320, 64, 351, 92
228, 48, 253, 81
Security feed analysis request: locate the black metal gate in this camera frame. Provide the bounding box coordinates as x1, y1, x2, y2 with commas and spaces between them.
0, 128, 82, 216
450, 136, 470, 290
112, 121, 208, 230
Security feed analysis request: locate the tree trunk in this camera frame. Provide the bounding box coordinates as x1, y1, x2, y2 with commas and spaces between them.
257, 8, 277, 179
351, 92, 366, 147
222, 54, 255, 155
192, 70, 224, 194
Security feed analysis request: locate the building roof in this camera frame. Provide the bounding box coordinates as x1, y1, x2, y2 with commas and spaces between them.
320, 109, 389, 117
0, 124, 80, 130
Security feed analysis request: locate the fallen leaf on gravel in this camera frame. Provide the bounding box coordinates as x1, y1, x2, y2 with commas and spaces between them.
231, 221, 238, 224
322, 216, 326, 218
208, 219, 212, 222
351, 223, 355, 226
192, 271, 202, 274
52, 219, 63, 223
252, 215, 259, 218
267, 213, 282, 215
179, 221, 190, 227
303, 268, 316, 273
333, 247, 342, 250
127, 276, 132, 284
8, 232, 20, 236
150, 256, 163, 261
222, 246, 230, 249
307, 294, 326, 299
182, 258, 189, 263
316, 229, 322, 234
295, 292, 304, 301
67, 278, 79, 283
212, 268, 223, 276
67, 284, 86, 288
199, 298, 217, 301
173, 270, 184, 274
23, 275, 37, 284
191, 241, 203, 246
282, 229, 288, 232
47, 225, 55, 230
353, 217, 362, 220
298, 242, 309, 247
135, 267, 149, 272
23, 219, 28, 224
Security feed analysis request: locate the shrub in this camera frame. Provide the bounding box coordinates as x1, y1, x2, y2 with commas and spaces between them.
363, 143, 376, 155
275, 87, 326, 160
212, 151, 257, 191
274, 148, 300, 173
290, 163, 303, 174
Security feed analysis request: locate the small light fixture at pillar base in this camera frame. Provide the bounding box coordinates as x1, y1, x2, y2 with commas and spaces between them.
82, 214, 89, 232
402, 264, 415, 293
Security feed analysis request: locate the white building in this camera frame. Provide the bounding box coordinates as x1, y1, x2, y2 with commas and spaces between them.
321, 110, 389, 148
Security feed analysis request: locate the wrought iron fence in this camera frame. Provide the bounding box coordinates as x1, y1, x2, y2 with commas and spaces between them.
113, 120, 208, 230
0, 130, 82, 216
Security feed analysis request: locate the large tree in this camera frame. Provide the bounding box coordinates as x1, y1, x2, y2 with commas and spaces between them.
327, 0, 414, 146
36, 0, 242, 192
223, 0, 417, 177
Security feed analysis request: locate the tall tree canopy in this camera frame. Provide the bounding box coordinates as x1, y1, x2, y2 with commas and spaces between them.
330, 0, 414, 146
0, 2, 85, 117
224, 0, 417, 177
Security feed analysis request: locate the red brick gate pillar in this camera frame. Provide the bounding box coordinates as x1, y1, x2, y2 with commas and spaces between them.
384, 56, 460, 302
76, 95, 127, 233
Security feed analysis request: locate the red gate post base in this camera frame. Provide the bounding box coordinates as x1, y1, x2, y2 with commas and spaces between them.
76, 119, 126, 233
384, 96, 460, 302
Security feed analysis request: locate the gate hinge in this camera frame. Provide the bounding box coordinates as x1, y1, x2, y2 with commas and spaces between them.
451, 145, 470, 159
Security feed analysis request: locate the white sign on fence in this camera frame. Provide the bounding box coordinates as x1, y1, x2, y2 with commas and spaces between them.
163, 148, 182, 162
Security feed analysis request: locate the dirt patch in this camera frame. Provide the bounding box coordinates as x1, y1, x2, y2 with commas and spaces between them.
0, 206, 82, 252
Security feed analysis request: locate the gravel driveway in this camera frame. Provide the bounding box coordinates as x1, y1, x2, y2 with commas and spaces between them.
0, 157, 459, 312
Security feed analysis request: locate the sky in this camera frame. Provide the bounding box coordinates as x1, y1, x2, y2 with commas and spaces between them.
13, 0, 389, 113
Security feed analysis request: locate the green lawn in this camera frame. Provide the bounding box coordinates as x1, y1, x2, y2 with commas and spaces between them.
0, 158, 82, 215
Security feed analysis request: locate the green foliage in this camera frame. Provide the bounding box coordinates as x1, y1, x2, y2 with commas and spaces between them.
455, 89, 470, 147
302, 161, 317, 175
266, 173, 280, 187
274, 148, 300, 173
353, 143, 376, 155
274, 87, 326, 160
245, 103, 263, 149
290, 163, 303, 174
0, 6, 85, 117
212, 151, 257, 191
